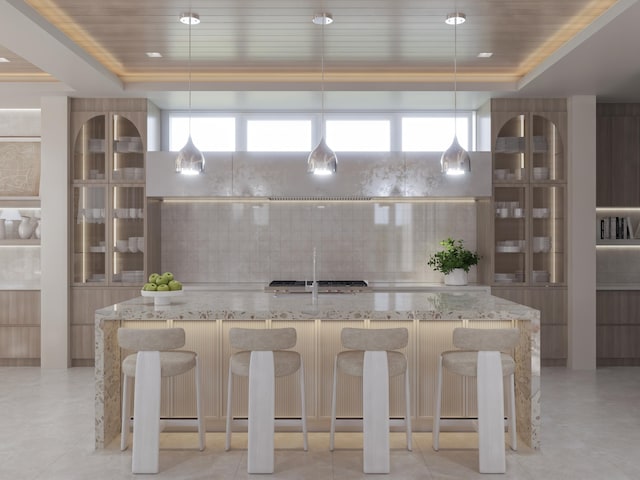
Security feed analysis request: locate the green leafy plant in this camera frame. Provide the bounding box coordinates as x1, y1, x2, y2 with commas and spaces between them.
427, 238, 480, 275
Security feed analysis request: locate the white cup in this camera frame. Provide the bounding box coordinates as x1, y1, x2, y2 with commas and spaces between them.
129, 208, 137, 219
116, 240, 128, 252
137, 237, 144, 252
513, 208, 523, 218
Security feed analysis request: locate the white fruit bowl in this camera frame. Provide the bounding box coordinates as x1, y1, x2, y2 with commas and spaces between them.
140, 289, 184, 306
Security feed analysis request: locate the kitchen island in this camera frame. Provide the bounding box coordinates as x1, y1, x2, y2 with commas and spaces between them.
95, 290, 540, 449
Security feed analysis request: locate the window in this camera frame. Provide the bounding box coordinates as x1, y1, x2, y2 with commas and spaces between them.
326, 120, 390, 152
402, 116, 471, 151
169, 116, 235, 152
166, 112, 476, 153
247, 120, 312, 151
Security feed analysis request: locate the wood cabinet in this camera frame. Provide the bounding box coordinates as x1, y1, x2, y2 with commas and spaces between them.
595, 103, 640, 365
0, 197, 41, 365
596, 104, 640, 207
69, 98, 149, 365
488, 98, 568, 365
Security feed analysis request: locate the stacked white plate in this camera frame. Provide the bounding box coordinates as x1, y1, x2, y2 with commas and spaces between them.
532, 208, 549, 218
532, 270, 550, 283
533, 236, 551, 253
122, 270, 145, 283
494, 273, 516, 283
533, 167, 550, 180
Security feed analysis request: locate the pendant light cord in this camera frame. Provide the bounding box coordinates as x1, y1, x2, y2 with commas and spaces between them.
321, 12, 326, 139
188, 9, 192, 137
453, 8, 458, 137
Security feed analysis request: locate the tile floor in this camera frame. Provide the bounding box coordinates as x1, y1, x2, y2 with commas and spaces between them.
1, 366, 640, 479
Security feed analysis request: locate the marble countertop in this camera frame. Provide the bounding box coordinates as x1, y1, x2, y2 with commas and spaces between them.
96, 290, 539, 322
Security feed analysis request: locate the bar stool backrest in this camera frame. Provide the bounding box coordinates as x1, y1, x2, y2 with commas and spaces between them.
452, 328, 519, 352
117, 327, 185, 352
229, 327, 296, 351
341, 327, 408, 351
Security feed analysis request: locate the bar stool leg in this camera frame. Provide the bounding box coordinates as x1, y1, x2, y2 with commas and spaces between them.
433, 355, 443, 451
131, 351, 161, 474
299, 357, 308, 451
329, 356, 338, 451
195, 356, 205, 451
247, 350, 275, 474
121, 375, 132, 451
225, 364, 233, 451
404, 367, 412, 451
362, 350, 390, 474
508, 373, 517, 451
477, 351, 506, 474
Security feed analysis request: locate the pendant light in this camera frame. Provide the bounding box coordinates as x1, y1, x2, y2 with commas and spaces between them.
175, 11, 205, 175
307, 12, 337, 176
441, 10, 471, 176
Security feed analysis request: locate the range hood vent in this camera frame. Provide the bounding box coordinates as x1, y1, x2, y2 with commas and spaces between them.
268, 196, 372, 201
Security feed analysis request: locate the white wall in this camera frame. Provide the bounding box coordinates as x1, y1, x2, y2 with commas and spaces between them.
40, 96, 69, 368
567, 95, 597, 370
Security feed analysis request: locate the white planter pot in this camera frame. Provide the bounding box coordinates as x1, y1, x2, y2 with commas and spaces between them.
444, 268, 468, 286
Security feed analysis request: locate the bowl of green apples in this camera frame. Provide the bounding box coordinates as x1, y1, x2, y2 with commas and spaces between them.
141, 272, 183, 306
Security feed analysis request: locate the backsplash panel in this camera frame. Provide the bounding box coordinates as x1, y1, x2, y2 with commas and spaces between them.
160, 200, 479, 284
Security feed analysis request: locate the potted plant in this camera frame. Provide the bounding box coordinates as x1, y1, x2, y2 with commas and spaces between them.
427, 237, 480, 286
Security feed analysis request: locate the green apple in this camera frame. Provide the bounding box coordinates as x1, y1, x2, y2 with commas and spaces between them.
156, 283, 170, 292
143, 282, 157, 291
168, 280, 182, 291
162, 272, 174, 282
148, 273, 160, 284
155, 274, 169, 285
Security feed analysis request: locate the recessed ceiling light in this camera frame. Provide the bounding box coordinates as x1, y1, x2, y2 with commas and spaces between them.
445, 12, 466, 25
312, 12, 333, 25
146, 52, 162, 58
0, 58, 9, 63
478, 52, 493, 58
179, 12, 200, 25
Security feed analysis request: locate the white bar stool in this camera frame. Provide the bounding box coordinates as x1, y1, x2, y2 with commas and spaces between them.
330, 327, 412, 474
433, 327, 520, 474
226, 327, 307, 474
118, 327, 205, 474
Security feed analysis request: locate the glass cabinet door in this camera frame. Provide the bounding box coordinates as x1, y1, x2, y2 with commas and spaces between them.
494, 115, 526, 182
72, 185, 107, 284
494, 187, 527, 284
111, 186, 144, 284
531, 115, 564, 182
73, 115, 106, 181
112, 115, 144, 182
531, 186, 565, 284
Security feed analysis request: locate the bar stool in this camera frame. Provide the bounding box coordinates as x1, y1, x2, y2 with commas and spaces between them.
330, 327, 412, 474
226, 327, 307, 473
118, 327, 205, 474
433, 327, 519, 473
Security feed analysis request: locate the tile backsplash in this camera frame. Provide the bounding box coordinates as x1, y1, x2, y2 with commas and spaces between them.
160, 200, 480, 284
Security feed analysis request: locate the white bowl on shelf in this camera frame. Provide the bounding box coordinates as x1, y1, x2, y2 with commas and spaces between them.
141, 289, 184, 306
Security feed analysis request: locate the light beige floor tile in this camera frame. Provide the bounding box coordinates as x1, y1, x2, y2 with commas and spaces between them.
3, 366, 640, 480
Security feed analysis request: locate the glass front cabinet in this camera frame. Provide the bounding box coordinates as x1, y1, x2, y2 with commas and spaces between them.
71, 112, 146, 286
492, 110, 566, 286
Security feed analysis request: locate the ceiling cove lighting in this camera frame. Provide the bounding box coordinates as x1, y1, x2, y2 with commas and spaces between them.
440, 10, 471, 176
307, 12, 337, 176
175, 11, 205, 176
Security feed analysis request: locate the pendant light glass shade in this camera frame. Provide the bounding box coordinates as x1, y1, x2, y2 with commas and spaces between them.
175, 135, 205, 175
440, 135, 471, 175
307, 137, 337, 175
308, 12, 337, 175
176, 11, 204, 175
441, 9, 471, 175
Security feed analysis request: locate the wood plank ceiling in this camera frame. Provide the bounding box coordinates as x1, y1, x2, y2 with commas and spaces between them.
3, 0, 617, 88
